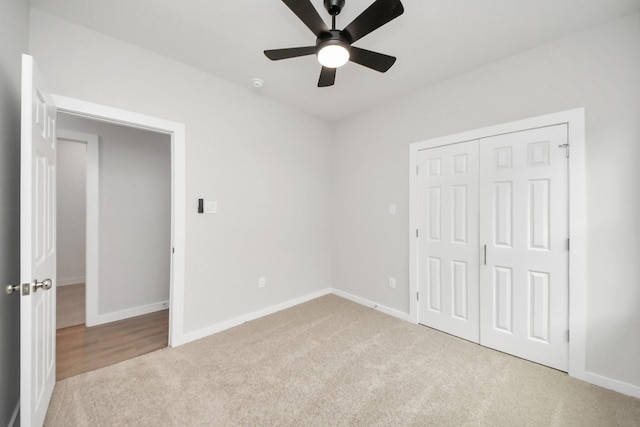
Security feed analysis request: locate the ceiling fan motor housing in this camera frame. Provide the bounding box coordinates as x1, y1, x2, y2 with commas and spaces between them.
324, 0, 346, 15
317, 29, 352, 52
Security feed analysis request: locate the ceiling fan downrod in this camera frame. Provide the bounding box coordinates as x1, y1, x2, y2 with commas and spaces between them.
324, 0, 345, 29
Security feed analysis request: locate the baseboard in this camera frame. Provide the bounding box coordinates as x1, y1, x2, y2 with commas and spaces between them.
8, 399, 19, 427
331, 289, 412, 322
57, 276, 86, 286
89, 300, 169, 327
575, 370, 640, 399
179, 288, 332, 345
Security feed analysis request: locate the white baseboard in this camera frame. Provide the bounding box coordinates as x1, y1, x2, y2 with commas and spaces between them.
179, 288, 332, 345
57, 276, 86, 286
576, 370, 640, 399
331, 289, 412, 322
88, 300, 169, 327
8, 399, 19, 427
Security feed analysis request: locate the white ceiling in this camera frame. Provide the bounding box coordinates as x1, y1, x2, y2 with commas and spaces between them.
29, 0, 640, 122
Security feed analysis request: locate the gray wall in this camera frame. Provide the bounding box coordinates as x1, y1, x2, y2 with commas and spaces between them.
0, 0, 30, 424
57, 115, 171, 317
331, 12, 640, 387
29, 7, 334, 334
56, 138, 86, 286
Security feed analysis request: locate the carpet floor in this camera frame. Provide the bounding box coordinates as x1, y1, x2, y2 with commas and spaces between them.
45, 295, 640, 426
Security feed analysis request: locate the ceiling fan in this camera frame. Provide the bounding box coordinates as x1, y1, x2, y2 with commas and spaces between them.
264, 0, 404, 87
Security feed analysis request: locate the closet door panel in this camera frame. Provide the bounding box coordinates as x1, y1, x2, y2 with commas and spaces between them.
417, 141, 480, 342
479, 125, 569, 371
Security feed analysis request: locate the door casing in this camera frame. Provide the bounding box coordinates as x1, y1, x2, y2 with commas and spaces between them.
52, 94, 187, 347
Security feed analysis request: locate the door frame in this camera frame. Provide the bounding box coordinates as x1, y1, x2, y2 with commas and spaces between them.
409, 108, 586, 380
52, 94, 186, 347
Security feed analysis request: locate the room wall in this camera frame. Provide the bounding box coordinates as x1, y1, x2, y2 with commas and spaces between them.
331, 12, 640, 388
57, 114, 171, 317
56, 138, 86, 286
0, 0, 30, 424
28, 8, 333, 334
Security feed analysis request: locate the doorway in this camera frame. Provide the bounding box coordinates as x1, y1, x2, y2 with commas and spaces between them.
55, 115, 172, 378
51, 94, 187, 347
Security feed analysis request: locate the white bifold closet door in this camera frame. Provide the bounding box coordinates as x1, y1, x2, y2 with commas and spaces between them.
417, 141, 480, 343
417, 124, 569, 371
479, 125, 569, 371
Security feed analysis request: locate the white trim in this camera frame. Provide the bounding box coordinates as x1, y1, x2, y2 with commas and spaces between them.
409, 109, 591, 389
91, 300, 169, 326
52, 94, 186, 347
332, 289, 412, 322
86, 133, 99, 327
8, 399, 19, 427
178, 289, 332, 346
577, 371, 640, 399
56, 276, 86, 286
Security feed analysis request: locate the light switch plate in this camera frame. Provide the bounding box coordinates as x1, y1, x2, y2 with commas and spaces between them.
388, 204, 397, 215
204, 201, 217, 214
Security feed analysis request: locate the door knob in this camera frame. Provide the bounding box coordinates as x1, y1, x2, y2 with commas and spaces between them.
32, 279, 53, 292
5, 284, 20, 295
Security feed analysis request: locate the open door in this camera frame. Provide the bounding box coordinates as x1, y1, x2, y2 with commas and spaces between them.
21, 54, 57, 427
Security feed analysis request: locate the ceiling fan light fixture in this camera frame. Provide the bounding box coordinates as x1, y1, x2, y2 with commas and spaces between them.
264, 0, 405, 86
317, 43, 350, 68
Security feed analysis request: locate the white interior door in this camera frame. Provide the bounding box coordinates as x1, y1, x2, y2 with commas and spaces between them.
21, 54, 57, 427
479, 125, 569, 371
417, 141, 480, 342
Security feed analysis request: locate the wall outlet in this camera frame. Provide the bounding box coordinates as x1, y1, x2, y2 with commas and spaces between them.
258, 276, 266, 288
388, 204, 397, 215
388, 277, 396, 289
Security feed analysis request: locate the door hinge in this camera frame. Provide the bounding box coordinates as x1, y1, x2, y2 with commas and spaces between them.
416, 229, 419, 238
172, 247, 175, 254
416, 165, 419, 175
416, 292, 419, 301
567, 238, 570, 251
559, 143, 569, 158
567, 329, 570, 342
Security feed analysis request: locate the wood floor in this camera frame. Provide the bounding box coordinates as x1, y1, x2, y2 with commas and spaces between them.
56, 283, 168, 380
57, 283, 85, 329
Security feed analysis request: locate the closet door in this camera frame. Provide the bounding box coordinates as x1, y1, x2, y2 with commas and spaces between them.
479, 125, 569, 371
417, 141, 480, 343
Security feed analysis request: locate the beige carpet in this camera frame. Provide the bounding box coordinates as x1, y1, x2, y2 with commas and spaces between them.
45, 295, 640, 426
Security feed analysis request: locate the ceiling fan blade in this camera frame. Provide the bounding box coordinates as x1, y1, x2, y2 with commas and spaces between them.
343, 0, 404, 44
318, 67, 336, 87
264, 46, 316, 61
349, 46, 396, 72
282, 0, 329, 37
